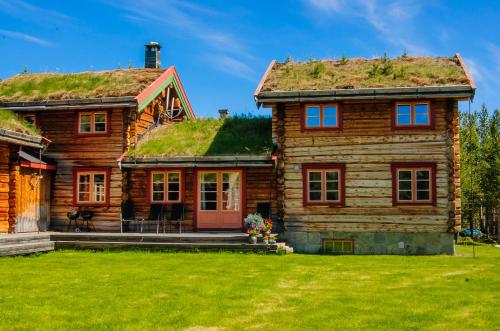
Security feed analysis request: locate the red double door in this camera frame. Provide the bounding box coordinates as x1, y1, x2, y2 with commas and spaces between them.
195, 170, 244, 230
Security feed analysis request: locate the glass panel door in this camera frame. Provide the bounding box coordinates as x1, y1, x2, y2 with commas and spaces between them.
200, 172, 217, 211
222, 172, 240, 211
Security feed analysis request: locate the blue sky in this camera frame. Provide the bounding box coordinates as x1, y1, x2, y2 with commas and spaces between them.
0, 0, 499, 117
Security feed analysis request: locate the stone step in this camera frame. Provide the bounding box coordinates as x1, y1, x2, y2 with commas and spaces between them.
0, 240, 55, 257
54, 240, 277, 252
50, 233, 250, 244
0, 233, 51, 245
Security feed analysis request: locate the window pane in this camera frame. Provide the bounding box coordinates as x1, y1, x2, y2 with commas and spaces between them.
94, 174, 106, 202
152, 173, 164, 182
94, 113, 106, 123
201, 182, 217, 191
308, 171, 321, 181
94, 123, 106, 132
326, 191, 339, 201
79, 114, 92, 133
78, 174, 90, 202
397, 104, 411, 125
168, 183, 179, 192
398, 171, 412, 180
323, 106, 337, 127
326, 181, 339, 191
309, 181, 322, 191
168, 173, 180, 182
306, 106, 320, 127
168, 192, 179, 201
416, 190, 430, 201
325, 171, 338, 181
153, 192, 164, 201
309, 191, 322, 201
417, 180, 429, 190
416, 170, 429, 180
414, 104, 429, 125
399, 180, 412, 190
399, 190, 412, 201
200, 172, 217, 211
222, 172, 240, 211
201, 202, 217, 210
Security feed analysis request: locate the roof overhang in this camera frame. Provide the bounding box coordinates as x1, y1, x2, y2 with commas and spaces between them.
255, 85, 475, 107
0, 96, 137, 112
19, 150, 56, 170
121, 155, 272, 168
0, 128, 45, 148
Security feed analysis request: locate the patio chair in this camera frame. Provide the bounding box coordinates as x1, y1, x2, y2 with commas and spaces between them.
120, 200, 143, 233
141, 204, 164, 234
81, 210, 96, 232
166, 204, 185, 233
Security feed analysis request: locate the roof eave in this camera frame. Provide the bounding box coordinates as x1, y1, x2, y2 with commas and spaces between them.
0, 96, 137, 111
0, 128, 45, 148
255, 85, 475, 105
121, 155, 272, 168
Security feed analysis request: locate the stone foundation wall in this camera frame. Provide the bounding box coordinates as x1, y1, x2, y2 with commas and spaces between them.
285, 231, 455, 255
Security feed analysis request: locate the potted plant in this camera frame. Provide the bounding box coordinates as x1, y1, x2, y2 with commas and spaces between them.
262, 218, 272, 236
247, 226, 260, 244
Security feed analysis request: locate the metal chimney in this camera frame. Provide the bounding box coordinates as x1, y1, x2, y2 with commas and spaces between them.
145, 41, 161, 69
218, 109, 229, 119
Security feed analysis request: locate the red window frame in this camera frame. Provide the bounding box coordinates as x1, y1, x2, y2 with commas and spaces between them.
302, 163, 346, 206
391, 162, 437, 206
147, 169, 185, 204
301, 103, 343, 131
392, 101, 434, 130
75, 110, 111, 137
72, 167, 111, 207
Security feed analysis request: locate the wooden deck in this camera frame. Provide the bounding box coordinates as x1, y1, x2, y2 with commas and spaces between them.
0, 233, 55, 257
0, 232, 292, 256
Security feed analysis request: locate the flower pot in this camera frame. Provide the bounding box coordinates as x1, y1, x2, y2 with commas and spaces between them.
263, 239, 269, 245
249, 235, 257, 244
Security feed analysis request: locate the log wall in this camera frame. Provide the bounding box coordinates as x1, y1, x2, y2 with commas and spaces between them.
0, 142, 10, 232
126, 167, 276, 231
272, 99, 461, 233
36, 108, 128, 231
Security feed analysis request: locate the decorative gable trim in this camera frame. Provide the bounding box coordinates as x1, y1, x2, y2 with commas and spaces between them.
136, 66, 195, 119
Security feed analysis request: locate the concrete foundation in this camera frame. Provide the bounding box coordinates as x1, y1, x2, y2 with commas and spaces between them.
285, 231, 455, 255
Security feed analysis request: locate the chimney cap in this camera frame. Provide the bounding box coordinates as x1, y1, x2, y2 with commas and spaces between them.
218, 109, 229, 119
145, 41, 161, 48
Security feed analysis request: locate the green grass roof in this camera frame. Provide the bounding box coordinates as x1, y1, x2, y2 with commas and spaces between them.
261, 55, 471, 92
0, 69, 164, 102
131, 116, 273, 157
0, 109, 41, 136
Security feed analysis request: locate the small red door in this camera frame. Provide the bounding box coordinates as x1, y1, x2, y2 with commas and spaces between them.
196, 170, 243, 229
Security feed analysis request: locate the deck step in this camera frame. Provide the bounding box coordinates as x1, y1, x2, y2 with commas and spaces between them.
0, 240, 55, 257
54, 240, 277, 252
0, 233, 51, 245
50, 233, 249, 244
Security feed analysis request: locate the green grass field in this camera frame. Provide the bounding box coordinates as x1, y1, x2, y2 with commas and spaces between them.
0, 245, 498, 331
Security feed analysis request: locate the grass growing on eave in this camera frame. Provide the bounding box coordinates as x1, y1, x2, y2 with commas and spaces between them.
263, 56, 470, 91
132, 116, 273, 157
0, 109, 40, 136
0, 69, 163, 102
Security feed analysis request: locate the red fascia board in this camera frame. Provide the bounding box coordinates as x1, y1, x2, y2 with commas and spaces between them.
254, 60, 276, 99
20, 160, 57, 171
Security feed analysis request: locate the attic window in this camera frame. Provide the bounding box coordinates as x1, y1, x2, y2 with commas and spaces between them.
302, 104, 342, 130
393, 101, 433, 129
77, 111, 110, 136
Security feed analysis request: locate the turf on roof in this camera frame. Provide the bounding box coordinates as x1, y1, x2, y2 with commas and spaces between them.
0, 109, 41, 136
131, 117, 272, 157
261, 56, 471, 92
0, 69, 164, 102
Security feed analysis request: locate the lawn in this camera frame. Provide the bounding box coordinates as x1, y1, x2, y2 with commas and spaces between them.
0, 245, 498, 331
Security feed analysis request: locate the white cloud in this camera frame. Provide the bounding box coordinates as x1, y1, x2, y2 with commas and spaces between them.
206, 54, 255, 81
0, 29, 52, 46
303, 0, 430, 55
0, 0, 73, 25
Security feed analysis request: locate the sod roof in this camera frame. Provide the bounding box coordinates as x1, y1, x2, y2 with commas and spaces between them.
259, 55, 472, 92
131, 117, 273, 157
0, 109, 41, 136
0, 69, 164, 102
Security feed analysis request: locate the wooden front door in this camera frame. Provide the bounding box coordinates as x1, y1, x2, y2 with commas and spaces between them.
196, 170, 243, 230
15, 168, 51, 232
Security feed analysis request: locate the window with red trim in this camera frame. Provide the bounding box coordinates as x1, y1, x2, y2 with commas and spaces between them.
77, 111, 109, 135
150, 170, 183, 203
303, 104, 341, 129
391, 162, 436, 205
302, 163, 345, 206
73, 168, 110, 206
394, 101, 432, 128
